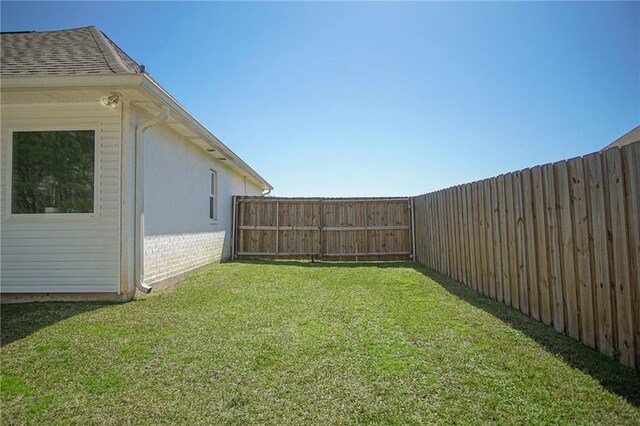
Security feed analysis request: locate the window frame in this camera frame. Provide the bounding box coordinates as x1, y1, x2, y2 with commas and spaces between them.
209, 169, 218, 223
6, 125, 102, 220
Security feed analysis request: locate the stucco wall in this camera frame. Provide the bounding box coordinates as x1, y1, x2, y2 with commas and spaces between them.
135, 108, 263, 286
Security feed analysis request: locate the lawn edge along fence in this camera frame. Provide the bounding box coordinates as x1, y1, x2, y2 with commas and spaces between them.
413, 141, 640, 369
232, 197, 415, 261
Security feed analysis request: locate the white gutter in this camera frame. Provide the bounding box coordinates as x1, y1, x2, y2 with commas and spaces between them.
134, 106, 171, 294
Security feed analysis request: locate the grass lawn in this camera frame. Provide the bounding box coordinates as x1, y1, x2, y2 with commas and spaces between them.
2, 261, 639, 424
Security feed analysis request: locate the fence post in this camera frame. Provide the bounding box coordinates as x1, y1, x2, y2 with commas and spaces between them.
411, 198, 416, 261
231, 196, 237, 259
364, 201, 369, 254
275, 201, 280, 255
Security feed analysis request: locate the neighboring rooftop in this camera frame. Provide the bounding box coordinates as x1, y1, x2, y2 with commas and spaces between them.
602, 125, 640, 150
1, 26, 142, 76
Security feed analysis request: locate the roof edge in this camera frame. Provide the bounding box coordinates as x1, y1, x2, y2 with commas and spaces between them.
601, 125, 640, 151
0, 74, 273, 191
140, 75, 273, 191
0, 25, 94, 35
87, 26, 133, 74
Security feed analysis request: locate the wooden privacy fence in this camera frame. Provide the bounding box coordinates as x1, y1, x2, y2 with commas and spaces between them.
232, 197, 415, 261
413, 142, 640, 369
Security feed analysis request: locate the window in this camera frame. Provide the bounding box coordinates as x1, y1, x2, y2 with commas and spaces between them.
209, 170, 217, 221
11, 130, 96, 214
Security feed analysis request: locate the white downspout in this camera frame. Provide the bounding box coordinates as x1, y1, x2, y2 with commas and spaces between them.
134, 106, 171, 294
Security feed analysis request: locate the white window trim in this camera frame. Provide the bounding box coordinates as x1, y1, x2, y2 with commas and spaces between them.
5, 124, 102, 221
210, 169, 218, 224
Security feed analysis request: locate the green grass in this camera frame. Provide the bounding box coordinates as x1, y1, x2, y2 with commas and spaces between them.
1, 261, 639, 424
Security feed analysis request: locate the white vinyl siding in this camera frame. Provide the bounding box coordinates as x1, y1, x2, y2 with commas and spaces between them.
141, 109, 263, 285
0, 102, 121, 293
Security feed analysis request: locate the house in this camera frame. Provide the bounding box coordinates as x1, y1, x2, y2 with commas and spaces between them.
0, 26, 272, 302
601, 125, 640, 150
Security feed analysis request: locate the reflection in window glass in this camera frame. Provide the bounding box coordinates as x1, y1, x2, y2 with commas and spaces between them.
210, 170, 217, 220
11, 130, 95, 214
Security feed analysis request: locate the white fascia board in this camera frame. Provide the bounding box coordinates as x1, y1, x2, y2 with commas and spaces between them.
139, 76, 272, 191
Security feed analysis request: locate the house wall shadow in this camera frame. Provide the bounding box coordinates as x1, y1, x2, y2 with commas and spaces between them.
230, 259, 415, 269
3, 260, 638, 407
1, 302, 121, 347
408, 263, 640, 407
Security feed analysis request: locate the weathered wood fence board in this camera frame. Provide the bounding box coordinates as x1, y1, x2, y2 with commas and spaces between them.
413, 142, 640, 369
622, 143, 640, 367
234, 197, 413, 261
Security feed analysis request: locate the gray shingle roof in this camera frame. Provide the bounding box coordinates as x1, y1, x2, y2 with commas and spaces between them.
1, 26, 142, 76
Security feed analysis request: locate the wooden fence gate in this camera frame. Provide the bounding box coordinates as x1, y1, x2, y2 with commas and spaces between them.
232, 197, 415, 261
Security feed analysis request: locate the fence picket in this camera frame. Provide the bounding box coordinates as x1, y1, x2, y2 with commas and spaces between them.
505, 173, 519, 310
532, 166, 552, 326
585, 153, 614, 357
621, 143, 640, 367
514, 171, 530, 315
543, 164, 564, 333
496, 176, 507, 304
466, 184, 478, 290
522, 169, 539, 320
486, 178, 497, 300
569, 156, 596, 348
605, 148, 635, 367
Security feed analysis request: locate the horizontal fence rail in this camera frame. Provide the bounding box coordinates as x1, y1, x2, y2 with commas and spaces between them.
413, 142, 640, 369
233, 197, 414, 261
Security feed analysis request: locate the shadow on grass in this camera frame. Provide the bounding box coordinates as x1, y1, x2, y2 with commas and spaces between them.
3, 260, 638, 407
231, 259, 416, 269
1, 302, 118, 347
235, 260, 640, 406
409, 263, 640, 407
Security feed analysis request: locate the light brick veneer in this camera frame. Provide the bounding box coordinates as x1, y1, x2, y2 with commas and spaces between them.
144, 231, 227, 285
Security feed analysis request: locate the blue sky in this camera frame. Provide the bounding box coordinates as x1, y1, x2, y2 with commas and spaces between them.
2, 2, 638, 196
